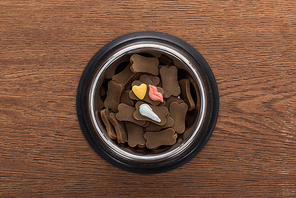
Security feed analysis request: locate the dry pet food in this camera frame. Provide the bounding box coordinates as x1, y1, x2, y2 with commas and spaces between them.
99, 53, 199, 151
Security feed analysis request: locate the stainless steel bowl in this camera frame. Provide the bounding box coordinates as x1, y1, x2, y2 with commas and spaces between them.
77, 31, 219, 173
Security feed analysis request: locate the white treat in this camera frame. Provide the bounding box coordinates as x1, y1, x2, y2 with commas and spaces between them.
139, 104, 161, 123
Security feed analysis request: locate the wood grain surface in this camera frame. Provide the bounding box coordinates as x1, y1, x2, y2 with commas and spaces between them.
1, 0, 296, 197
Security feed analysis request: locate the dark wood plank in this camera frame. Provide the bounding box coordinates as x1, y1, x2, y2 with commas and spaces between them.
1, 0, 296, 197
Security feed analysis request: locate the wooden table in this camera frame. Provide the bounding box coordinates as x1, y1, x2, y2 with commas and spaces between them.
1, 0, 295, 197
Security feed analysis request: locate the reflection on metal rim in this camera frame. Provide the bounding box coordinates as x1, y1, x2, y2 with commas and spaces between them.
89, 43, 206, 162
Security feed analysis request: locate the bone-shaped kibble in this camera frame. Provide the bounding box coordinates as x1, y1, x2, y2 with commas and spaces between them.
116, 103, 146, 126
104, 56, 130, 79
107, 112, 127, 144
130, 54, 159, 75
145, 114, 174, 132
112, 63, 140, 87
94, 85, 106, 111
169, 102, 188, 134
179, 79, 195, 111
160, 66, 181, 98
100, 109, 117, 139
104, 80, 124, 112
144, 128, 177, 149
125, 122, 146, 148
120, 90, 134, 106
139, 74, 160, 86
133, 101, 169, 126
188, 75, 201, 111
165, 96, 185, 109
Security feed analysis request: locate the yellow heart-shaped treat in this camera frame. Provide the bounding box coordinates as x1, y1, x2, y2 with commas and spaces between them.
132, 84, 147, 100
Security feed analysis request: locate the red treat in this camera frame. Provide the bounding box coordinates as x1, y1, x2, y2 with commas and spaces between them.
148, 84, 163, 102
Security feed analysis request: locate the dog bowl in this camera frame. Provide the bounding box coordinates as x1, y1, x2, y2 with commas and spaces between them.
76, 31, 219, 174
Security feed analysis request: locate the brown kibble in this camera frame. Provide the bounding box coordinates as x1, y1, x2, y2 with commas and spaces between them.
142, 122, 150, 128
185, 109, 197, 128
104, 68, 116, 79
151, 76, 161, 86
116, 103, 146, 126
139, 74, 160, 86
125, 122, 146, 148
165, 96, 184, 108
167, 136, 183, 152
120, 90, 134, 106
112, 64, 140, 87
134, 147, 147, 154
160, 66, 181, 98
134, 101, 169, 126
96, 94, 104, 112
99, 52, 200, 151
118, 144, 137, 153
150, 147, 169, 154
144, 128, 177, 149
183, 125, 195, 141
97, 99, 104, 112
100, 86, 106, 97
145, 114, 174, 131
179, 79, 195, 111
147, 52, 162, 58
130, 54, 159, 75
158, 55, 173, 66
105, 56, 130, 79
170, 102, 188, 134
156, 87, 164, 95
95, 85, 105, 111
103, 80, 124, 112
173, 59, 184, 69
100, 109, 117, 139
108, 112, 128, 144
188, 75, 201, 110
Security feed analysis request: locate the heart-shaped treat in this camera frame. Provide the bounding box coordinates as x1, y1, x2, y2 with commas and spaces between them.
148, 85, 163, 102
132, 83, 147, 100
139, 104, 161, 122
